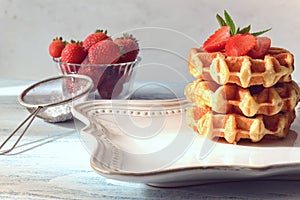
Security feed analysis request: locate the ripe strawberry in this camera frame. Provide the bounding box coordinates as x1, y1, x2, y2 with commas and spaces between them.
247, 37, 271, 59
225, 34, 256, 56
98, 78, 123, 99
49, 37, 65, 58
63, 77, 81, 94
83, 29, 110, 51
97, 68, 123, 99
114, 34, 139, 63
60, 41, 87, 73
61, 41, 87, 64
81, 56, 90, 65
78, 64, 106, 92
88, 40, 121, 64
203, 26, 231, 52
202, 10, 272, 55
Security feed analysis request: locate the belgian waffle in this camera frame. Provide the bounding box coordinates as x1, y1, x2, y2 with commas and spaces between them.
186, 105, 296, 144
185, 80, 300, 117
188, 47, 294, 88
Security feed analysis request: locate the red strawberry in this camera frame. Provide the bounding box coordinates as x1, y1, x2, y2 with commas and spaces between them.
78, 64, 106, 92
247, 37, 271, 59
83, 30, 110, 51
97, 71, 123, 99
98, 79, 123, 99
114, 34, 139, 63
61, 41, 87, 64
88, 40, 121, 64
49, 37, 65, 58
60, 41, 87, 73
203, 26, 231, 52
81, 56, 90, 65
225, 34, 256, 56
63, 77, 80, 94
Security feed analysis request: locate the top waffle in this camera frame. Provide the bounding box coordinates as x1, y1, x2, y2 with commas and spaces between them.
188, 47, 294, 88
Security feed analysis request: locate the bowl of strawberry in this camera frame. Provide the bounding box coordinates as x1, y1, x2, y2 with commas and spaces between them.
49, 30, 140, 99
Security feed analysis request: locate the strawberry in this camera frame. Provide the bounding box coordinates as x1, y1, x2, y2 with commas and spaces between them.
63, 77, 81, 94
61, 41, 87, 64
88, 40, 121, 64
49, 37, 65, 58
247, 37, 271, 59
203, 26, 230, 52
114, 34, 139, 63
202, 10, 272, 55
98, 78, 123, 99
81, 56, 90, 65
83, 29, 110, 51
225, 34, 256, 56
60, 41, 87, 73
97, 68, 123, 99
78, 64, 106, 92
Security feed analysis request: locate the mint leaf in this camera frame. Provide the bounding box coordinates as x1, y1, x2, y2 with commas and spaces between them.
214, 10, 272, 37
251, 28, 272, 36
216, 14, 227, 27
238, 25, 251, 34
224, 10, 236, 35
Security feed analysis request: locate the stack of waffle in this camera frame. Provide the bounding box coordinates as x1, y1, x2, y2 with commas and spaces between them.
185, 47, 300, 143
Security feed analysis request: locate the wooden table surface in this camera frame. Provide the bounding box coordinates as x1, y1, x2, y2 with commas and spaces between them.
1, 78, 300, 200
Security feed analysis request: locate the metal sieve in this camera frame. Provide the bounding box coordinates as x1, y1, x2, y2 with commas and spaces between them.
0, 74, 93, 154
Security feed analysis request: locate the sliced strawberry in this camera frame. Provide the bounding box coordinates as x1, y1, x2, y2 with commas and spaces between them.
225, 34, 256, 56
203, 26, 231, 52
247, 37, 271, 59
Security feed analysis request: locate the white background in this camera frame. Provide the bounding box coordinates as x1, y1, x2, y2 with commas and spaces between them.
1, 0, 299, 82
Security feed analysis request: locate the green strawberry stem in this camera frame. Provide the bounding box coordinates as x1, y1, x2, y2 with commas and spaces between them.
95, 29, 108, 34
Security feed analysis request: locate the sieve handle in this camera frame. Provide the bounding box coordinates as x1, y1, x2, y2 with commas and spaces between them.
0, 106, 42, 155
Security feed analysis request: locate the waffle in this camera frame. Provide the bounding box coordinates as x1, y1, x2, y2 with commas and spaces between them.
186, 105, 296, 144
188, 47, 294, 88
185, 80, 300, 117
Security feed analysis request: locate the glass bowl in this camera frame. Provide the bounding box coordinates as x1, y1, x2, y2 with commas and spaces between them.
53, 57, 141, 99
